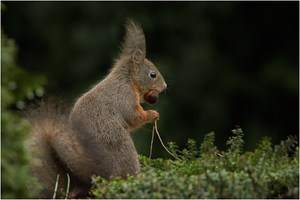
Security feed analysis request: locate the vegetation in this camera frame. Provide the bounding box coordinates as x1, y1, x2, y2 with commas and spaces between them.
91, 127, 299, 199
1, 32, 46, 198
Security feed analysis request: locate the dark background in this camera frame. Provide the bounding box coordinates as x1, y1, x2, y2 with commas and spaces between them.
2, 2, 299, 157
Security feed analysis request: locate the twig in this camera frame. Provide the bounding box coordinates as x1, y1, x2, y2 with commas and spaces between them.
53, 174, 60, 199
149, 126, 155, 159
65, 173, 70, 199
153, 120, 181, 161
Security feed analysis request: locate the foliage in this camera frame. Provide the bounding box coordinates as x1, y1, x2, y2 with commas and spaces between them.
91, 128, 299, 199
1, 32, 46, 198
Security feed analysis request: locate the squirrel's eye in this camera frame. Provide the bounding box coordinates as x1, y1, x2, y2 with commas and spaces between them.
149, 71, 157, 78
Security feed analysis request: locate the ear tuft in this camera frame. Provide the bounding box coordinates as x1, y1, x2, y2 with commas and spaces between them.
121, 19, 146, 56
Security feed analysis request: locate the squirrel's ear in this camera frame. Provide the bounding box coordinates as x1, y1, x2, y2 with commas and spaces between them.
132, 49, 145, 65
121, 19, 146, 57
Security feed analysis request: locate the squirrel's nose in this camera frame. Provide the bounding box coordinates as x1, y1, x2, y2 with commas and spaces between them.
163, 82, 167, 90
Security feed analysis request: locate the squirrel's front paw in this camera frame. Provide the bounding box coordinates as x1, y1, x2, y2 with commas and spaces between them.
148, 110, 159, 122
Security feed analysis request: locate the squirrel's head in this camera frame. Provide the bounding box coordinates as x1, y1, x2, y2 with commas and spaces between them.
120, 19, 167, 104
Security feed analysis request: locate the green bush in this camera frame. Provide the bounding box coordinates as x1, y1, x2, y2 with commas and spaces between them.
1, 31, 46, 198
91, 127, 299, 199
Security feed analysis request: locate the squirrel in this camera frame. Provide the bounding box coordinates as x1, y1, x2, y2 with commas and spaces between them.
27, 20, 167, 198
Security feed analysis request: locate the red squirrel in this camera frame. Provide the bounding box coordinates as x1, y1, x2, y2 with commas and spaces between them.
27, 20, 167, 198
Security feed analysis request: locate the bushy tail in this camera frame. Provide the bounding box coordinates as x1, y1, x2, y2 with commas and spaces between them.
26, 98, 74, 197
121, 19, 146, 56
26, 98, 114, 198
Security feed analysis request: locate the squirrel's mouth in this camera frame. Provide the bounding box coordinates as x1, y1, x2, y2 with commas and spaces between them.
143, 90, 159, 104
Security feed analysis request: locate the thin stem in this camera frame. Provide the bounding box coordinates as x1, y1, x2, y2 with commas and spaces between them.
154, 120, 181, 161
149, 126, 155, 159
65, 173, 70, 199
53, 174, 60, 199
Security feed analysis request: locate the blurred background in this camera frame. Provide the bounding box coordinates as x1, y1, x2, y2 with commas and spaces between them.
2, 2, 299, 157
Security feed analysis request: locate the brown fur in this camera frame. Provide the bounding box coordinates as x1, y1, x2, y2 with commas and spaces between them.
27, 20, 167, 198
